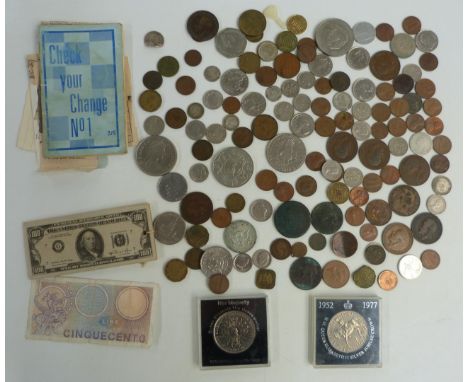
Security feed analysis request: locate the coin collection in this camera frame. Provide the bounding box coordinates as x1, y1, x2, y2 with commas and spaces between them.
138, 10, 450, 294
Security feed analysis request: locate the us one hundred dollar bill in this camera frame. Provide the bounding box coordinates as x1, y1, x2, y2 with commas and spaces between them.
27, 277, 158, 347
24, 203, 157, 278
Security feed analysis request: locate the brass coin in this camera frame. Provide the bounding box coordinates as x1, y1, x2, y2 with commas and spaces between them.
311, 97, 331, 116
184, 49, 202, 66
419, 52, 438, 71
157, 56, 179, 77
377, 270, 398, 291
399, 155, 430, 185
315, 116, 336, 137
382, 222, 413, 254
256, 66, 277, 86
225, 193, 245, 213
175, 75, 196, 95
360, 223, 378, 241
255, 269, 276, 289
295, 175, 317, 197
270, 238, 292, 260
139, 90, 162, 112
380, 165, 400, 185
238, 9, 266, 37
185, 247, 204, 270
331, 231, 358, 258
211, 208, 232, 228
349, 186, 369, 207
291, 242, 308, 257
322, 260, 350, 288
252, 114, 278, 140
185, 225, 209, 248
314, 77, 332, 94
358, 139, 390, 170
375, 23, 394, 42
326, 132, 358, 162
326, 182, 349, 204
415, 78, 436, 99
192, 139, 213, 161
208, 273, 229, 294
345, 206, 365, 226
142, 70, 163, 90
402, 16, 421, 34
363, 173, 383, 193
164, 259, 188, 282
369, 50, 400, 81
376, 82, 395, 101
275, 31, 298, 52
420, 249, 441, 270
186, 10, 219, 42
296, 37, 316, 63
274, 182, 294, 202
430, 154, 450, 173
232, 127, 253, 148
287, 14, 307, 34
433, 135, 452, 155
223, 97, 241, 114
238, 52, 261, 74
353, 265, 376, 288
335, 111, 354, 130
180, 192, 213, 224
305, 151, 326, 171
364, 244, 386, 265
255, 169, 278, 191
165, 107, 187, 128
274, 53, 300, 78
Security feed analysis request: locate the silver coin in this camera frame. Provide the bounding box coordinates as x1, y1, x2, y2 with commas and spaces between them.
352, 22, 375, 44
157, 172, 188, 202
315, 18, 354, 56
266, 133, 306, 173
402, 64, 422, 82
398, 255, 422, 280
249, 199, 273, 222
206, 123, 226, 144
352, 102, 371, 121
388, 137, 408, 156
404, 92, 423, 114
431, 175, 452, 195
153, 212, 185, 245
200, 246, 233, 277
189, 163, 209, 183
343, 167, 363, 187
211, 147, 254, 187
321, 160, 343, 182
203, 90, 223, 110
415, 30, 438, 52
223, 115, 240, 131
308, 54, 333, 76
352, 121, 371, 141
185, 120, 206, 140
426, 194, 446, 214
281, 79, 300, 97
293, 93, 312, 112
135, 136, 177, 176
346, 47, 370, 70
390, 33, 416, 58
143, 115, 165, 136
220, 68, 249, 96
274, 101, 294, 121
257, 40, 278, 61
223, 220, 257, 253
265, 85, 282, 102
297, 71, 316, 89
252, 249, 272, 269
215, 28, 247, 58
327, 311, 369, 353
204, 66, 221, 82
213, 310, 256, 354
409, 131, 432, 155
352, 78, 375, 102
187, 102, 204, 119
144, 31, 164, 47
241, 92, 266, 116
289, 113, 315, 138
233, 253, 253, 272
332, 92, 352, 111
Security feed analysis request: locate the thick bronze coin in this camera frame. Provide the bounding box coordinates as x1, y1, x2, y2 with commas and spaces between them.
326, 182, 349, 204
421, 249, 441, 270
314, 77, 332, 94
402, 16, 421, 34
295, 175, 317, 197
311, 97, 331, 116
274, 52, 300, 78
331, 231, 358, 258
223, 96, 241, 114
406, 114, 425, 132
185, 247, 204, 270
270, 238, 292, 260
309, 233, 327, 250
192, 139, 213, 161
376, 23, 394, 42
358, 139, 390, 170
164, 258, 188, 282
276, 31, 298, 52
369, 51, 401, 81
274, 182, 294, 202
335, 111, 354, 130
238, 52, 261, 73
256, 66, 277, 86
411, 212, 443, 244
362, 173, 383, 193
393, 74, 414, 94
305, 151, 326, 171
311, 202, 343, 234
255, 169, 278, 191
251, 114, 278, 140
289, 257, 322, 290
157, 56, 180, 77
232, 127, 254, 148
380, 165, 400, 185
255, 269, 276, 289
175, 76, 196, 95
291, 242, 308, 257
165, 107, 187, 128
296, 37, 316, 62
382, 222, 413, 254
187, 10, 219, 42
208, 273, 229, 294
377, 270, 398, 291
184, 49, 202, 66
433, 135, 452, 155
360, 223, 378, 241
376, 82, 395, 101
430, 154, 450, 173
345, 206, 365, 226
185, 224, 209, 248
180, 192, 214, 224
274, 201, 311, 238
349, 186, 369, 206
238, 9, 266, 37
322, 260, 350, 288
415, 79, 436, 99
315, 116, 336, 136
139, 90, 162, 112
364, 244, 386, 265
419, 53, 438, 71
225, 193, 245, 213
371, 122, 389, 139
143, 70, 163, 90
388, 185, 420, 216
326, 132, 358, 163
353, 266, 376, 288
211, 208, 232, 228
399, 155, 430, 185
330, 71, 350, 92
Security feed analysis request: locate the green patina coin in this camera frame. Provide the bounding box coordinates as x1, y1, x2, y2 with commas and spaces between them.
353, 265, 376, 288
274, 201, 310, 238
310, 202, 343, 234
364, 244, 386, 265
308, 233, 327, 251
289, 257, 322, 290
275, 31, 298, 52
157, 56, 180, 77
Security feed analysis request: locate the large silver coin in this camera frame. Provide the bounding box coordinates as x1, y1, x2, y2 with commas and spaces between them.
249, 199, 273, 222
415, 30, 438, 52
252, 249, 272, 268
327, 310, 369, 353
135, 136, 177, 176
398, 254, 423, 280
233, 253, 253, 272
215, 28, 247, 58
200, 246, 233, 277
346, 47, 370, 70
241, 92, 266, 116
157, 172, 188, 202
220, 68, 249, 96
266, 133, 306, 173
315, 18, 354, 56
153, 212, 186, 245
213, 310, 257, 354
211, 147, 254, 187
223, 220, 257, 253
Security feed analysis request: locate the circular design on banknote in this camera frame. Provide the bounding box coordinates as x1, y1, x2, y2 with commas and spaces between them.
116, 287, 149, 321
213, 310, 257, 354
327, 310, 369, 353
35, 285, 68, 314
75, 285, 109, 318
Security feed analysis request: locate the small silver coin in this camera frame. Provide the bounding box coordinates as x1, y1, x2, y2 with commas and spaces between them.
189, 163, 209, 183
352, 78, 376, 102
257, 40, 278, 61
289, 113, 315, 137
213, 310, 256, 354
203, 90, 224, 110
402, 64, 422, 82
297, 71, 316, 89
388, 137, 409, 156
315, 18, 354, 56
143, 115, 165, 136
157, 172, 188, 202
266, 133, 306, 172
431, 175, 452, 195
215, 28, 247, 58
409, 131, 432, 155
241, 92, 266, 116
211, 147, 254, 187
332, 92, 353, 111
352, 101, 371, 121
185, 120, 206, 140
265, 86, 282, 102
415, 30, 438, 52
252, 249, 272, 268
153, 212, 186, 245
220, 68, 249, 96
249, 199, 273, 222
274, 101, 295, 121
343, 167, 363, 187
223, 115, 240, 131
204, 66, 221, 82
398, 254, 423, 280
293, 93, 312, 112
144, 31, 164, 47
308, 54, 333, 76
187, 102, 205, 119
233, 253, 253, 272
223, 220, 257, 253
321, 160, 343, 182
281, 79, 300, 97
390, 33, 416, 58
206, 123, 226, 144
426, 194, 446, 214
352, 121, 371, 141
200, 246, 233, 277
346, 47, 370, 70
135, 136, 177, 176
352, 21, 375, 44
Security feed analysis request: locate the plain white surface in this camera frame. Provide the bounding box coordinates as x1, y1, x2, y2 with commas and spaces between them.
6, 0, 462, 381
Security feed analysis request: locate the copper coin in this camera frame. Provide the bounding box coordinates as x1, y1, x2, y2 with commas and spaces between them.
308, 233, 326, 251
232, 127, 253, 148
184, 247, 204, 270
142, 70, 163, 90
326, 132, 358, 163
255, 169, 278, 191
425, 116, 444, 135
365, 244, 386, 265
270, 238, 292, 260
388, 185, 420, 216
175, 75, 196, 95
225, 193, 245, 212
331, 231, 358, 258
315, 116, 336, 137
192, 139, 213, 161
238, 52, 261, 74
311, 97, 331, 116
376, 23, 394, 42
305, 151, 326, 171
255, 269, 276, 289
382, 222, 413, 254
164, 259, 188, 282
389, 98, 409, 117
184, 49, 202, 66
185, 224, 209, 248
378, 270, 398, 291
251, 114, 278, 140
358, 139, 390, 169
371, 103, 391, 122
420, 249, 441, 270
291, 242, 308, 257
165, 107, 187, 128
186, 10, 219, 42
208, 273, 229, 294
371, 122, 389, 139
393, 74, 414, 94
369, 50, 401, 81
326, 182, 349, 204
415, 78, 436, 99
363, 173, 383, 193
296, 37, 316, 62
295, 175, 317, 196
349, 186, 369, 207
274, 181, 294, 201
330, 71, 350, 92
139, 90, 162, 112
388, 117, 407, 136
380, 165, 400, 184
430, 154, 450, 173
402, 16, 421, 34
274, 52, 300, 78
433, 135, 452, 154
157, 56, 180, 77
419, 53, 438, 71
256, 66, 277, 86
335, 111, 354, 130
211, 208, 232, 228
322, 260, 350, 288
345, 206, 365, 226
376, 82, 395, 101
406, 114, 425, 132
423, 98, 442, 117
399, 155, 430, 185
223, 96, 241, 114
314, 77, 332, 94
360, 223, 378, 241
180, 192, 213, 224
365, 199, 392, 226
246, 33, 263, 43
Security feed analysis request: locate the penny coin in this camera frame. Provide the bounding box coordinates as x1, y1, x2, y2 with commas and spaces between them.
398, 255, 423, 280
322, 260, 350, 288
376, 82, 395, 101
165, 108, 187, 129
311, 202, 343, 234
423, 98, 442, 116
223, 97, 241, 114
215, 28, 247, 58
388, 185, 420, 216
315, 18, 353, 56
291, 242, 308, 257
415, 78, 436, 98
321, 160, 343, 182
326, 132, 358, 163
380, 165, 400, 185
180, 192, 213, 224
331, 231, 358, 258
274, 201, 310, 238
393, 74, 414, 94
211, 208, 232, 228
144, 31, 164, 47
389, 98, 409, 117
404, 92, 423, 114
382, 223, 413, 254
406, 114, 425, 132
358, 139, 390, 170
139, 90, 162, 112
249, 199, 273, 222
255, 169, 277, 191
378, 270, 398, 291
266, 133, 306, 173
388, 117, 407, 136
185, 224, 209, 248
376, 23, 394, 42
232, 127, 253, 148
430, 154, 450, 173
255, 269, 276, 289
274, 52, 300, 78
296, 38, 316, 62
305, 152, 326, 171
238, 9, 266, 37
185, 247, 204, 270
399, 155, 430, 185
289, 257, 322, 290
238, 52, 260, 74
143, 71, 163, 90
365, 199, 392, 226
270, 238, 292, 260
345, 206, 365, 226
421, 249, 441, 270
184, 49, 202, 67
314, 78, 332, 95
353, 266, 376, 288
158, 172, 187, 202
432, 175, 452, 195
225, 193, 245, 213
153, 212, 186, 245
252, 249, 272, 269
157, 56, 179, 77
433, 135, 452, 154
349, 186, 369, 207
427, 194, 446, 214
330, 71, 351, 91
315, 116, 336, 136
164, 259, 188, 282
192, 140, 213, 161
335, 111, 354, 130
276, 31, 298, 52
204, 66, 221, 82
364, 244, 386, 265
369, 51, 400, 81
360, 223, 378, 241
311, 97, 331, 116
251, 114, 278, 140
211, 147, 254, 187
187, 10, 219, 41
143, 115, 165, 136
309, 233, 327, 250
256, 66, 277, 86
326, 182, 349, 204
372, 103, 391, 122
419, 52, 438, 71
402, 16, 421, 34
411, 212, 442, 244
343, 167, 363, 188
233, 253, 253, 273
175, 76, 196, 95
135, 136, 177, 176
295, 175, 317, 197
189, 163, 209, 183
208, 273, 230, 294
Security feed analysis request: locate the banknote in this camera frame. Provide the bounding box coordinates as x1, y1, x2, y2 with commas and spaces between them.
24, 203, 157, 278
27, 277, 158, 347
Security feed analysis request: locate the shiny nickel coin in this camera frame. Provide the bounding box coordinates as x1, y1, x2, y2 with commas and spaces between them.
398, 255, 423, 280
289, 113, 315, 137
426, 194, 446, 214
213, 310, 256, 354
220, 69, 249, 96
321, 160, 343, 182
432, 175, 452, 195
157, 172, 188, 202
249, 199, 273, 222
153, 212, 186, 245
409, 131, 432, 155
252, 249, 272, 268
135, 136, 177, 176
211, 147, 254, 187
223, 220, 257, 253
189, 163, 209, 183
346, 47, 370, 70
233, 253, 253, 272
315, 18, 354, 56
215, 28, 247, 58
266, 133, 306, 172
200, 246, 233, 277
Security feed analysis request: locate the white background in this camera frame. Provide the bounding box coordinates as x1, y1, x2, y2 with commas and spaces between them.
5, 0, 462, 381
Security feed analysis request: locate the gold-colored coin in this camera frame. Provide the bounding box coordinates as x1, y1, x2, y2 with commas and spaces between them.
275, 31, 298, 52
238, 9, 266, 37
326, 182, 349, 204
246, 33, 263, 43
377, 270, 398, 291
139, 90, 162, 112
255, 269, 276, 289
164, 258, 188, 282
238, 52, 261, 74
327, 311, 369, 353
353, 265, 376, 288
286, 14, 307, 34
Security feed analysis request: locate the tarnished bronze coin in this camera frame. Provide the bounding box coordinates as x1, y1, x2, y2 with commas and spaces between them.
388, 185, 420, 216
256, 169, 278, 191
326, 132, 358, 163
389, 98, 409, 117
365, 199, 392, 226
371, 122, 389, 139
411, 212, 442, 244
143, 71, 163, 90
406, 114, 425, 132
291, 242, 308, 257
252, 114, 278, 140
345, 206, 365, 226
238, 9, 266, 37
256, 66, 277, 86
139, 90, 162, 112
255, 269, 276, 289
314, 77, 332, 94
246, 33, 263, 43
310, 201, 344, 235
305, 151, 326, 171
378, 270, 398, 291
331, 231, 358, 258
402, 16, 421, 34
380, 165, 400, 185
289, 257, 322, 290
208, 273, 229, 294
180, 192, 214, 224
364, 244, 386, 265
157, 56, 180, 77
419, 52, 438, 71
184, 49, 202, 66
295, 175, 317, 197
353, 265, 376, 288
433, 135, 452, 155
185, 247, 204, 270
322, 260, 350, 288
376, 82, 395, 101
393, 74, 414, 94
296, 37, 316, 62
382, 222, 413, 254
164, 258, 188, 282
399, 155, 430, 185
274, 181, 294, 202
187, 10, 219, 42
388, 117, 407, 136
376, 23, 394, 42
165, 107, 187, 128
369, 50, 401, 81
238, 52, 261, 73
185, 224, 209, 248
274, 52, 300, 78
192, 139, 213, 161
349, 186, 369, 207
358, 139, 390, 170
315, 116, 336, 136
175, 75, 196, 95
421, 249, 441, 270
360, 223, 378, 241
225, 193, 245, 213
423, 98, 442, 116
270, 238, 292, 260
415, 78, 436, 99
308, 233, 326, 251
311, 97, 331, 116
362, 173, 383, 193
430, 154, 450, 173
223, 96, 241, 114
232, 127, 253, 148
211, 208, 232, 228
335, 111, 354, 130
330, 71, 351, 92
425, 116, 444, 135
326, 182, 349, 204
372, 103, 391, 122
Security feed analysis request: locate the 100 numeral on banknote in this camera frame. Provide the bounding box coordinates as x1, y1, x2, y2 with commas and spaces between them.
24, 203, 157, 278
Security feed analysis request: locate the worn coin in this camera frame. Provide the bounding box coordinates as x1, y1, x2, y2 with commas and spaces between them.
430, 154, 450, 173
158, 172, 187, 202
281, 79, 300, 97
276, 31, 298, 52
208, 274, 229, 294
305, 151, 326, 171
273, 182, 294, 201
388, 185, 420, 216
185, 224, 209, 248
309, 233, 327, 251
289, 113, 315, 137
343, 167, 363, 188
292, 94, 311, 112
419, 52, 439, 71
399, 155, 430, 186
187, 10, 219, 42
200, 246, 233, 277
274, 201, 310, 238
211, 147, 254, 187
211, 208, 232, 228
308, 54, 333, 76
364, 244, 386, 265
353, 265, 376, 288
223, 97, 240, 115
390, 33, 416, 58
295, 175, 317, 197
409, 131, 432, 155
185, 120, 206, 141
311, 202, 343, 234
378, 270, 398, 291
144, 115, 165, 136
402, 16, 421, 34
331, 231, 358, 258
321, 160, 343, 182
358, 139, 390, 170
393, 74, 414, 94
206, 123, 226, 144
215, 28, 247, 58
315, 18, 353, 56
382, 222, 413, 254
433, 135, 452, 155
184, 49, 202, 66
233, 253, 253, 273
185, 247, 204, 270
326, 182, 349, 204
223, 220, 256, 253
176, 75, 196, 95
274, 52, 301, 78
335, 111, 354, 130
153, 212, 186, 245
380, 165, 400, 185
365, 199, 392, 226
144, 31, 164, 47
164, 259, 188, 282
135, 136, 177, 176
165, 107, 187, 129
143, 71, 163, 90
311, 97, 331, 116
398, 255, 422, 280
376, 82, 395, 101
249, 199, 273, 222
252, 249, 272, 268
290, 242, 306, 258
238, 52, 260, 74
315, 78, 332, 95
296, 38, 317, 63
402, 63, 422, 82
189, 163, 209, 183
220, 69, 249, 96
349, 186, 369, 206
157, 56, 179, 77
223, 115, 240, 131
426, 194, 446, 214
289, 257, 322, 290
333, 92, 352, 111
411, 212, 442, 244
363, 173, 382, 193
255, 269, 276, 289
238, 9, 266, 37
421, 249, 441, 270
180, 192, 213, 224
286, 14, 307, 34
274, 101, 295, 121
345, 206, 365, 226
432, 175, 452, 195
241, 92, 266, 116
352, 78, 375, 102
415, 30, 438, 52
225, 193, 245, 213
265, 85, 282, 101
257, 41, 278, 61
360, 223, 378, 241
204, 66, 221, 82
369, 50, 400, 81
270, 238, 292, 260
192, 139, 213, 161
376, 23, 394, 42
255, 169, 278, 191
352, 102, 371, 121
352, 21, 375, 44
139, 90, 162, 112
330, 71, 350, 92
326, 132, 357, 163
203, 90, 223, 109
256, 66, 277, 86
266, 133, 306, 173
388, 137, 409, 156
346, 47, 370, 70
352, 121, 371, 141
322, 260, 350, 288
415, 79, 436, 99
